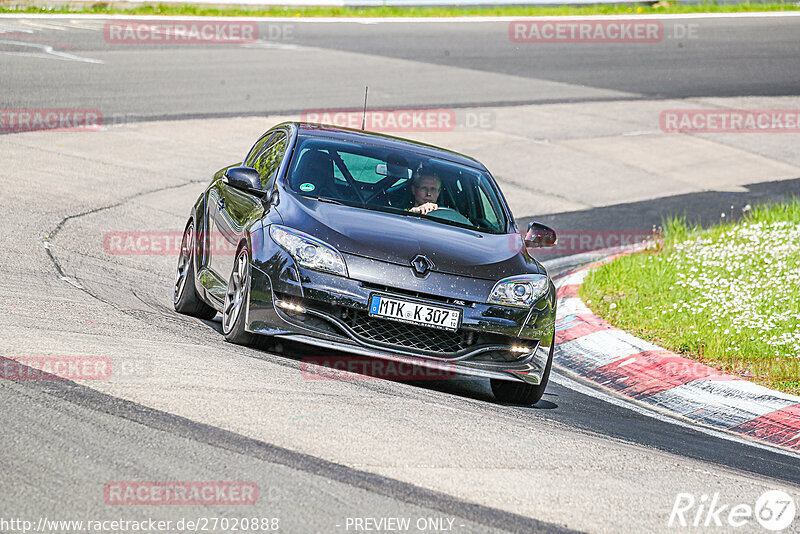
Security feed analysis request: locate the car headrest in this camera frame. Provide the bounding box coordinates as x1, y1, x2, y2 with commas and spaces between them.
294, 150, 334, 191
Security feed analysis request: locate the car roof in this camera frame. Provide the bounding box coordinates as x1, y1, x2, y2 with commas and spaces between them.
292, 122, 489, 172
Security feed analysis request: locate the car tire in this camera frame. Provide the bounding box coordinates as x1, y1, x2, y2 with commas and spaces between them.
491, 344, 554, 406
174, 221, 217, 320
222, 246, 256, 346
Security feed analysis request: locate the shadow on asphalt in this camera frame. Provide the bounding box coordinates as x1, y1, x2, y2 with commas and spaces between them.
520, 176, 800, 260
233, 335, 565, 409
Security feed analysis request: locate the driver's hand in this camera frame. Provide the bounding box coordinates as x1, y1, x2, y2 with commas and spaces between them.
410, 202, 438, 215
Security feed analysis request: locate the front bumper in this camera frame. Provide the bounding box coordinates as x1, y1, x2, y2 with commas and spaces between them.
247, 247, 556, 385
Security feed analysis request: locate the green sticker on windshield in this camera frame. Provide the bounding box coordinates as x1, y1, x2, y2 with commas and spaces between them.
299, 183, 315, 192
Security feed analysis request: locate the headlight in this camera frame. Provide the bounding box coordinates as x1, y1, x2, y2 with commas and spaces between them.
488, 274, 549, 308
269, 225, 348, 277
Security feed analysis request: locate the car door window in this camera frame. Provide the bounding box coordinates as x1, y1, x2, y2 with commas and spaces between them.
244, 132, 274, 167
252, 132, 288, 189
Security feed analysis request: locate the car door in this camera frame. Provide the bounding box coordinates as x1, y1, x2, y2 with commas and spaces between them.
207, 130, 289, 289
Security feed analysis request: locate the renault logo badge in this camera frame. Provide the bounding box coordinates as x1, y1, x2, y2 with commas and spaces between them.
411, 255, 433, 277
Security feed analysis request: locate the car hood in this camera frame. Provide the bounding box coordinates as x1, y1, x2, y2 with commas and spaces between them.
277, 194, 544, 280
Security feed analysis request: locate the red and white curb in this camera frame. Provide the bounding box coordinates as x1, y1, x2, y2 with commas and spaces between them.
551, 254, 800, 453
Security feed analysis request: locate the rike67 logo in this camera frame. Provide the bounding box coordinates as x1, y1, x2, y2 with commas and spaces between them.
669, 490, 796, 531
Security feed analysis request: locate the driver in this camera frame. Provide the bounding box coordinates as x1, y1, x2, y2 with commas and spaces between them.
409, 172, 441, 215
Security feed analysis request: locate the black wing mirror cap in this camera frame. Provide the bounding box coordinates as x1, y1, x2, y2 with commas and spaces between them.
224, 167, 264, 196
525, 221, 557, 248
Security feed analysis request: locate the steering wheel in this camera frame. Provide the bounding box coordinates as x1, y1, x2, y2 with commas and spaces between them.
425, 207, 473, 226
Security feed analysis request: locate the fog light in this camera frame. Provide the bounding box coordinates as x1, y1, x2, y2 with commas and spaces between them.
278, 300, 306, 313
510, 345, 532, 353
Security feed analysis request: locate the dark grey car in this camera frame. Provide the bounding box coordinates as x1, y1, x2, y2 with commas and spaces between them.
174, 122, 558, 404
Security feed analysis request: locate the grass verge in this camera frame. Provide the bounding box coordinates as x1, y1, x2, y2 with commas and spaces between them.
1, 1, 799, 18
579, 199, 800, 395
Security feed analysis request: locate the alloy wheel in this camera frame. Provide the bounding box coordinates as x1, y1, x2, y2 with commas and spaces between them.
223, 249, 249, 334
174, 224, 193, 305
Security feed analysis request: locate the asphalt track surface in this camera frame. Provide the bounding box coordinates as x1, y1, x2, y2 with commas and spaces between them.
2, 14, 800, 533
2, 15, 800, 119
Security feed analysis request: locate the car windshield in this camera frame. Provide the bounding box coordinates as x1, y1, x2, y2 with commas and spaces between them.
286, 136, 508, 234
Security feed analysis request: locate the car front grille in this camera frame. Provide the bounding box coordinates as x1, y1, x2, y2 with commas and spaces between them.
338, 309, 478, 355
274, 293, 531, 358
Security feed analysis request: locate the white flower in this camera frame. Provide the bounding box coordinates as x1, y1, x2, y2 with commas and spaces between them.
656, 219, 800, 360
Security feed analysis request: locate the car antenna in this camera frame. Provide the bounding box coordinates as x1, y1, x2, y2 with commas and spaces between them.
361, 86, 369, 130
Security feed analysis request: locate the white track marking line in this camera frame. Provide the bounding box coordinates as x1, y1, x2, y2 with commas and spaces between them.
19, 19, 72, 31
1, 12, 799, 22
240, 40, 305, 50
66, 20, 107, 31
550, 369, 800, 460
0, 24, 34, 34
0, 40, 104, 63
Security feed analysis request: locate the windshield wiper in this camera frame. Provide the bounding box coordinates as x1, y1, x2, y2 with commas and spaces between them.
314, 196, 344, 205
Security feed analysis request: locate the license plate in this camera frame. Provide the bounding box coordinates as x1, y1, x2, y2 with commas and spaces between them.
368, 294, 461, 332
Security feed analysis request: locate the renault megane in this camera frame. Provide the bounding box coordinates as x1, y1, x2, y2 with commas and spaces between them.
174, 122, 558, 404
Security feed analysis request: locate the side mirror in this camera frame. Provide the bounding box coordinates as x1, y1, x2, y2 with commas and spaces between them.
525, 221, 557, 248
224, 167, 264, 196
